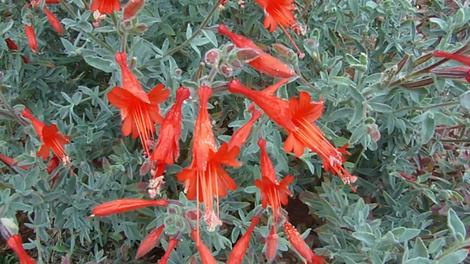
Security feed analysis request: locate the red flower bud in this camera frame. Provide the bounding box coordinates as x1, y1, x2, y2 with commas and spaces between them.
123, 0, 145, 22
91, 198, 169, 217
5, 38, 18, 51
24, 24, 38, 53
43, 6, 64, 35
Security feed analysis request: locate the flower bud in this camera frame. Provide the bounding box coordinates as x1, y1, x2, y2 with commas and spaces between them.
123, 0, 145, 22
204, 48, 220, 65
367, 123, 381, 142
219, 63, 233, 77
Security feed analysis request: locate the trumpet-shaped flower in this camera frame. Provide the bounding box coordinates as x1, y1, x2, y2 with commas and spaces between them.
218, 24, 295, 78
227, 216, 260, 264
283, 221, 325, 264
6, 234, 36, 264
91, 198, 169, 217
255, 0, 297, 32
433, 50, 470, 82
90, 0, 120, 15
108, 52, 169, 155
22, 109, 70, 163
229, 79, 357, 185
151, 87, 190, 177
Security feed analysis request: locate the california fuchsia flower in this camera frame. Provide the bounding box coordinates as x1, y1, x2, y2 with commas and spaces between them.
160, 235, 179, 264
24, 25, 38, 53
255, 0, 297, 32
151, 87, 190, 177
229, 79, 357, 185
0, 153, 29, 170
6, 234, 36, 264
90, 0, 120, 15
218, 24, 296, 78
283, 221, 325, 264
22, 109, 70, 163
265, 225, 278, 262
191, 229, 217, 264
91, 198, 169, 217
225, 106, 262, 152
135, 225, 164, 259
227, 216, 260, 264
108, 52, 169, 155
123, 0, 145, 22
177, 86, 238, 231
43, 6, 64, 35
255, 139, 293, 221
433, 50, 470, 82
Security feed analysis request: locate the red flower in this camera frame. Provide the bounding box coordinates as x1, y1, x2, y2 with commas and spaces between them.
0, 153, 29, 170
160, 235, 179, 264
190, 229, 217, 264
24, 24, 38, 53
227, 216, 260, 264
108, 52, 169, 155
6, 234, 36, 264
217, 24, 295, 78
229, 79, 357, 185
46, 0, 60, 3
265, 225, 278, 262
255, 0, 296, 32
433, 50, 470, 65
4, 38, 18, 51
123, 0, 145, 22
91, 198, 169, 217
151, 87, 190, 177
283, 221, 325, 264
135, 225, 165, 259
433, 50, 470, 82
22, 109, 70, 163
225, 106, 262, 152
90, 0, 121, 15
255, 139, 293, 220
176, 86, 239, 231
43, 6, 64, 35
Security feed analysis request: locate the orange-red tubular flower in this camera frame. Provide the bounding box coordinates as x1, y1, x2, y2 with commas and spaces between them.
255, 0, 296, 32
151, 87, 190, 177
90, 0, 120, 15
229, 80, 357, 185
6, 234, 36, 264
22, 109, 70, 163
177, 86, 239, 232
136, 225, 165, 259
0, 153, 29, 170
159, 236, 179, 264
225, 106, 262, 152
283, 221, 325, 264
265, 225, 278, 262
217, 24, 296, 78
43, 6, 64, 35
91, 198, 169, 217
433, 50, 470, 65
24, 25, 38, 53
191, 229, 217, 264
433, 50, 470, 82
227, 216, 260, 264
123, 0, 145, 22
108, 52, 169, 156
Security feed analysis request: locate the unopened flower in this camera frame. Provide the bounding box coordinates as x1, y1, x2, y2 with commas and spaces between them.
43, 6, 64, 35
432, 50, 470, 82
227, 216, 260, 264
283, 221, 325, 264
229, 79, 357, 185
22, 109, 70, 163
135, 225, 164, 259
0, 153, 29, 170
204, 48, 220, 65
123, 0, 145, 22
190, 229, 217, 264
24, 24, 38, 53
108, 52, 169, 155
218, 24, 295, 78
91, 198, 169, 217
6, 234, 36, 264
150, 87, 190, 177
90, 0, 120, 15
265, 225, 278, 262
159, 235, 179, 264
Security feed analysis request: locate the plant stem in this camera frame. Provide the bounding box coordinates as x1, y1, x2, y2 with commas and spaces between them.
159, 1, 222, 58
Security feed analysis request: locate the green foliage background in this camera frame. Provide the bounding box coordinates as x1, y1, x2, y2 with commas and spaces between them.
0, 0, 469, 263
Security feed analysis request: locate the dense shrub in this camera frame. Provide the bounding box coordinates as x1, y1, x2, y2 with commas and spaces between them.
0, 0, 469, 263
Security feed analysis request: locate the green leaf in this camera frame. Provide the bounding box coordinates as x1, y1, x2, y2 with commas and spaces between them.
447, 208, 466, 241
435, 249, 468, 264
83, 56, 113, 73
459, 91, 470, 110
421, 112, 435, 144
352, 231, 376, 246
